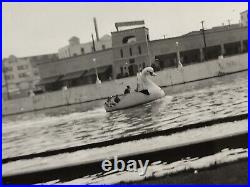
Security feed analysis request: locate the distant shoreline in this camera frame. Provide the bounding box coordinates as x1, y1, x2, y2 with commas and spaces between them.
3, 68, 248, 117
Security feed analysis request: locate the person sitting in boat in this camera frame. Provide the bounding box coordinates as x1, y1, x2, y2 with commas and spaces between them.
105, 96, 111, 104
105, 96, 117, 107
124, 85, 131, 94
135, 68, 151, 95
135, 70, 142, 92
105, 97, 112, 107
114, 95, 120, 103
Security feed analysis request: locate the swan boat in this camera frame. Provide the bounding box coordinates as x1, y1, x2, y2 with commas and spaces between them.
104, 67, 165, 112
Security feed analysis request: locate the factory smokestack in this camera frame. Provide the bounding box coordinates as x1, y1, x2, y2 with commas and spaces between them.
93, 17, 100, 41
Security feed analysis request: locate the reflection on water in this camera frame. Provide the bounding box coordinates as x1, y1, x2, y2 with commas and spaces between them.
2, 72, 248, 159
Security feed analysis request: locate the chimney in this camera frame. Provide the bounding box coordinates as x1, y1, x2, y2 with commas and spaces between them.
93, 17, 100, 41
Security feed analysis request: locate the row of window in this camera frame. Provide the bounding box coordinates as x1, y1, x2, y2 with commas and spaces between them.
3, 65, 29, 72
3, 66, 13, 72
155, 40, 248, 69
120, 45, 142, 58
19, 73, 28, 78
5, 73, 30, 80
5, 74, 14, 80
17, 65, 29, 70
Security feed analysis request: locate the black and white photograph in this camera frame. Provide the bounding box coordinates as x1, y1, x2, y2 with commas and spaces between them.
2, 2, 248, 184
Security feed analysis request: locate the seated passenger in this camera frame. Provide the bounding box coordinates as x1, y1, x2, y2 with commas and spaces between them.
114, 95, 120, 103
135, 71, 142, 92
105, 97, 111, 105
124, 85, 131, 94
140, 89, 150, 95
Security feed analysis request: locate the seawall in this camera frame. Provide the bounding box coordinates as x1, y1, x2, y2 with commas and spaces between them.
2, 53, 248, 116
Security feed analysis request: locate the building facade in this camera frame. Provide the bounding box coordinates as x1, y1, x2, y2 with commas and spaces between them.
2, 53, 58, 100
58, 35, 112, 59
151, 24, 248, 70
241, 10, 248, 27
38, 49, 113, 91
37, 23, 247, 93
2, 55, 39, 99
111, 27, 152, 78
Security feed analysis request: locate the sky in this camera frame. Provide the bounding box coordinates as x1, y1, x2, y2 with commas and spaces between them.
2, 2, 248, 58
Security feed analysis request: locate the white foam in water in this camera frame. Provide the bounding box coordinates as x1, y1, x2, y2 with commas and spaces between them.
3, 107, 106, 131
2, 107, 106, 144
3, 119, 247, 176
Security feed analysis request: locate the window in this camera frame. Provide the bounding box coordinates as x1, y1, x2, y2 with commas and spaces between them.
138, 46, 142, 55
120, 49, 123, 58
129, 48, 133, 56
34, 71, 39, 76
81, 48, 85, 54
17, 65, 28, 70
224, 42, 241, 56
129, 58, 135, 64
5, 74, 14, 80
243, 40, 248, 52
122, 35, 136, 44
19, 73, 28, 78
120, 67, 124, 74
102, 45, 106, 50
3, 66, 13, 72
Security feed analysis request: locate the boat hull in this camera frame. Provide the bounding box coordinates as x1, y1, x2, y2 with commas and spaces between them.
105, 89, 165, 112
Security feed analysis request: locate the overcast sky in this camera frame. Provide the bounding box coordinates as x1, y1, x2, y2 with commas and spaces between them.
2, 2, 247, 58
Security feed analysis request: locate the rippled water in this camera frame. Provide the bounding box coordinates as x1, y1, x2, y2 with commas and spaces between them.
2, 72, 248, 159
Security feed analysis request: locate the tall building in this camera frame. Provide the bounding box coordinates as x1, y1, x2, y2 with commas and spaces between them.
241, 10, 248, 27
111, 21, 152, 78
2, 53, 58, 100
58, 35, 112, 59
2, 55, 38, 99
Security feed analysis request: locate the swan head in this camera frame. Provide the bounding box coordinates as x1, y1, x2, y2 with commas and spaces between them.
141, 67, 157, 77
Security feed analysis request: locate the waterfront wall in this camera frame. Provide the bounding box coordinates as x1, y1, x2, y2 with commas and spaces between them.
2, 53, 248, 116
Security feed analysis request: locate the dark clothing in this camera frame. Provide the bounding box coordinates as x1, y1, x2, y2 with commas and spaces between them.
124, 88, 130, 94
114, 96, 120, 103
140, 89, 150, 95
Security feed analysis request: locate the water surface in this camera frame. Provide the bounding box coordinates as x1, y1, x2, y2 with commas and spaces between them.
2, 72, 248, 159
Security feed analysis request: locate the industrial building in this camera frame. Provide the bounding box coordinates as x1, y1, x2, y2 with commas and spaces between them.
37, 21, 248, 92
